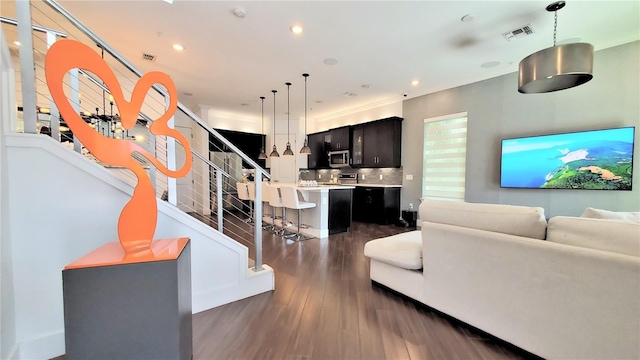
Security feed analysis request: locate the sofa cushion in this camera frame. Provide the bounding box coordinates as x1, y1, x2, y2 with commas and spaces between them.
419, 200, 547, 239
581, 207, 640, 223
364, 230, 422, 269
547, 216, 640, 257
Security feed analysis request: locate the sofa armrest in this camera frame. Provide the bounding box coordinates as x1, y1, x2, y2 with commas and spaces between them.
421, 221, 640, 360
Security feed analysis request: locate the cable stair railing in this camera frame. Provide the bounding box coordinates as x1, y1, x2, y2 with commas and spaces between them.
1, 0, 270, 271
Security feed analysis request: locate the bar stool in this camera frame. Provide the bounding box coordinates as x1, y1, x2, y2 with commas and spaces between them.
261, 182, 276, 232
279, 185, 316, 241
266, 184, 292, 237
235, 182, 252, 224
246, 181, 256, 217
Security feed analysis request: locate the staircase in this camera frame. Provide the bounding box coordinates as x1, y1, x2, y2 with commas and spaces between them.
0, 1, 273, 359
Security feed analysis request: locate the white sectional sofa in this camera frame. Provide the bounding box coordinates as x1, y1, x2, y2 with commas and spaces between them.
364, 200, 640, 360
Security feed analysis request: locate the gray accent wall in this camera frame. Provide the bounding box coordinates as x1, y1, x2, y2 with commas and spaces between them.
402, 41, 640, 218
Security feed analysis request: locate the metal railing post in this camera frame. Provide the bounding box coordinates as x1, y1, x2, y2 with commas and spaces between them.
16, 1, 37, 134
216, 168, 223, 231
46, 31, 61, 141
166, 93, 177, 206
253, 172, 263, 271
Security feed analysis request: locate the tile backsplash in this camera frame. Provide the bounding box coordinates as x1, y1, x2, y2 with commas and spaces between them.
300, 168, 403, 185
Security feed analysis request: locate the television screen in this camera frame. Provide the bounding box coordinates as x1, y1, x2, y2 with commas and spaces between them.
501, 127, 635, 190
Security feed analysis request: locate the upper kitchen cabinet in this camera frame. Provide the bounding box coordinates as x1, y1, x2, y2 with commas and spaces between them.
328, 126, 350, 151
362, 117, 402, 168
307, 131, 329, 169
351, 126, 364, 166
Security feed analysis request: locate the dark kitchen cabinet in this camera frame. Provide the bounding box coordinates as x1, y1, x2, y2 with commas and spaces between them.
307, 131, 329, 169
353, 186, 400, 225
362, 117, 402, 168
209, 129, 266, 168
351, 126, 364, 166
328, 188, 353, 234
328, 126, 350, 151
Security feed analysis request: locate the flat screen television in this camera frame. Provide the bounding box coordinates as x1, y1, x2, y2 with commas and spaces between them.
501, 126, 635, 190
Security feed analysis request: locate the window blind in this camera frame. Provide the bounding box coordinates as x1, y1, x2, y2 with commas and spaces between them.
422, 113, 467, 201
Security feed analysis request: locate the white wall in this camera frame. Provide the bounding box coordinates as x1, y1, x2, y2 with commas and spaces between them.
2, 134, 273, 359
402, 41, 640, 217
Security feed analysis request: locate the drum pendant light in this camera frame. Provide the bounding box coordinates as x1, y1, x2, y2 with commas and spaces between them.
258, 96, 267, 159
299, 73, 312, 154
518, 1, 593, 94
269, 90, 280, 158
283, 82, 294, 156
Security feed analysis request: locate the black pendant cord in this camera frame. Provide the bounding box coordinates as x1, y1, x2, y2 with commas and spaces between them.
273, 90, 277, 141
304, 74, 308, 142
286, 82, 291, 144
260, 96, 265, 149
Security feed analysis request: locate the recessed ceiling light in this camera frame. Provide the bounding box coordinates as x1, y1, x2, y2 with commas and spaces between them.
361, 84, 371, 89
316, 100, 323, 104
343, 92, 357, 97
13, 41, 20, 46
290, 25, 303, 34
480, 61, 500, 69
323, 58, 338, 65
461, 14, 474, 22
173, 44, 184, 51
411, 80, 419, 86
183, 92, 193, 96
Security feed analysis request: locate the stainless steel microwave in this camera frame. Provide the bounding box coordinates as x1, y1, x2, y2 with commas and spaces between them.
328, 150, 350, 168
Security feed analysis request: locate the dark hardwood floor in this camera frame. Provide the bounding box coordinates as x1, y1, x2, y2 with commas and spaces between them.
192, 222, 537, 360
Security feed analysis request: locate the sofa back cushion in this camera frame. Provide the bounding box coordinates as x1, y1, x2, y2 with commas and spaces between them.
581, 207, 640, 223
547, 216, 640, 257
419, 200, 547, 239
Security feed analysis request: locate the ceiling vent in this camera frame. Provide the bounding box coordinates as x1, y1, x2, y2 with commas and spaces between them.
502, 24, 535, 42
141, 53, 156, 62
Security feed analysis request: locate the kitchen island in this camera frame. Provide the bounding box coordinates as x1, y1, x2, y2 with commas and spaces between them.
266, 184, 354, 239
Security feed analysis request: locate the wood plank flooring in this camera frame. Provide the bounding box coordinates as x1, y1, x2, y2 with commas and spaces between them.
193, 222, 538, 360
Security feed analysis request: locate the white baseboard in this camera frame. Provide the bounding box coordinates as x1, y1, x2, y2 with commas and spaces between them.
16, 330, 65, 360
193, 265, 274, 313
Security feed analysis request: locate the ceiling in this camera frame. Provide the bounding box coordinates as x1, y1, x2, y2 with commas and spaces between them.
2, 1, 639, 125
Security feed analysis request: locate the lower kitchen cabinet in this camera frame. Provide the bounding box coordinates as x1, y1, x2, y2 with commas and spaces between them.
328, 189, 352, 235
353, 186, 400, 225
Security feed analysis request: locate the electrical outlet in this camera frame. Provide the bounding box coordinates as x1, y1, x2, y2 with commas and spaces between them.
379, 174, 383, 180
330, 174, 334, 179
361, 174, 365, 180
406, 174, 414, 180
318, 174, 321, 179
409, 203, 414, 210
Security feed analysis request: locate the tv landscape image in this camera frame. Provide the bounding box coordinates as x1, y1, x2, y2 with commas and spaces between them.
501, 127, 635, 190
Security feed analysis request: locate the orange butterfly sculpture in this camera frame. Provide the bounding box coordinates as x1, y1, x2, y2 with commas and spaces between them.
45, 39, 192, 254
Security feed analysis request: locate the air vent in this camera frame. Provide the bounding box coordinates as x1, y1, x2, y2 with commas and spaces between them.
502, 24, 535, 42
141, 53, 156, 62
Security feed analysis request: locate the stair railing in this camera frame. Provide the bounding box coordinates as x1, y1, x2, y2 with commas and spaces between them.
2, 0, 269, 271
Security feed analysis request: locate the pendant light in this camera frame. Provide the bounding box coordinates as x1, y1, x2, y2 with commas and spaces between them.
258, 96, 267, 159
269, 90, 280, 158
283, 82, 294, 156
299, 73, 312, 154
518, 1, 593, 94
